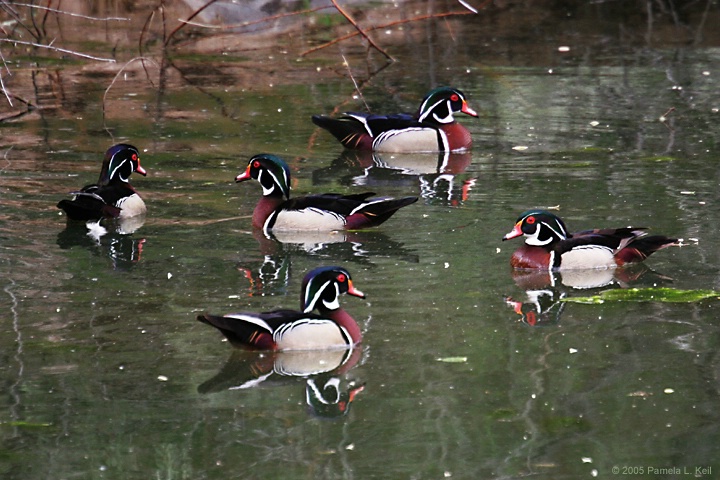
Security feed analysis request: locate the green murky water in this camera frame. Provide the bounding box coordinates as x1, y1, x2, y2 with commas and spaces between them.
1, 2, 720, 479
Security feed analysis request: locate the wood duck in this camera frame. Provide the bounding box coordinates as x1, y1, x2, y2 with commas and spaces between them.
236, 154, 418, 234
502, 209, 680, 270
312, 87, 478, 153
197, 266, 366, 351
57, 144, 147, 221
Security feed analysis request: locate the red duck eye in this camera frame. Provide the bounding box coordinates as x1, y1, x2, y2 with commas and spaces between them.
132, 154, 138, 161
336, 273, 346, 283
252, 160, 261, 169
526, 216, 536, 225
450, 94, 459, 102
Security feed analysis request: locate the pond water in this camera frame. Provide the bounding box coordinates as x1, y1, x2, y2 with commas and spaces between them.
1, 1, 720, 479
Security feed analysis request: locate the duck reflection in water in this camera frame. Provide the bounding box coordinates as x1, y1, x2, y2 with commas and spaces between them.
237, 229, 418, 297
314, 150, 476, 206
198, 348, 365, 418
504, 265, 672, 326
56, 217, 146, 270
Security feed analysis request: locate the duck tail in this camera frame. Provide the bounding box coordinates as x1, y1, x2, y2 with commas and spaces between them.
347, 196, 418, 229
312, 114, 372, 150
196, 314, 274, 349
616, 235, 681, 264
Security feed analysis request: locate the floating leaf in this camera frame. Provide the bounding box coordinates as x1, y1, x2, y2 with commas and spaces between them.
561, 287, 720, 304
640, 155, 676, 162
436, 356, 468, 363
7, 421, 53, 428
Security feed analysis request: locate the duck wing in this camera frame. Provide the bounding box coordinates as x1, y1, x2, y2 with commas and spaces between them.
312, 112, 421, 150
57, 183, 126, 220
560, 227, 649, 254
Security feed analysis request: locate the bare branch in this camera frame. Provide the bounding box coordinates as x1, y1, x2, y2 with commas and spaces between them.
301, 8, 477, 57
0, 38, 116, 62
329, 0, 393, 61
0, 49, 11, 106
0, 74, 12, 107
341, 54, 369, 112
164, 0, 221, 47
9, 3, 130, 21
176, 5, 333, 30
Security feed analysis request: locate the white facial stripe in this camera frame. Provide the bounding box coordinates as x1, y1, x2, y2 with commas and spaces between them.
524, 217, 567, 246
418, 98, 445, 122
525, 224, 551, 246
432, 100, 454, 123
304, 279, 332, 313
323, 283, 341, 311
544, 221, 567, 240
307, 378, 342, 404
258, 166, 289, 197
257, 170, 275, 196
109, 159, 129, 182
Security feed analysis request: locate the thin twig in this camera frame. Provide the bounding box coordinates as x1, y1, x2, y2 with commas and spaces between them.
0, 38, 116, 62
164, 57, 233, 118
457, 0, 479, 14
10, 3, 130, 21
139, 7, 157, 83
341, 54, 369, 112
307, 60, 392, 149
177, 5, 333, 30
0, 49, 11, 106
302, 9, 476, 57
0, 5, 34, 39
102, 57, 161, 123
164, 0, 220, 47
329, 0, 393, 61
0, 73, 11, 106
